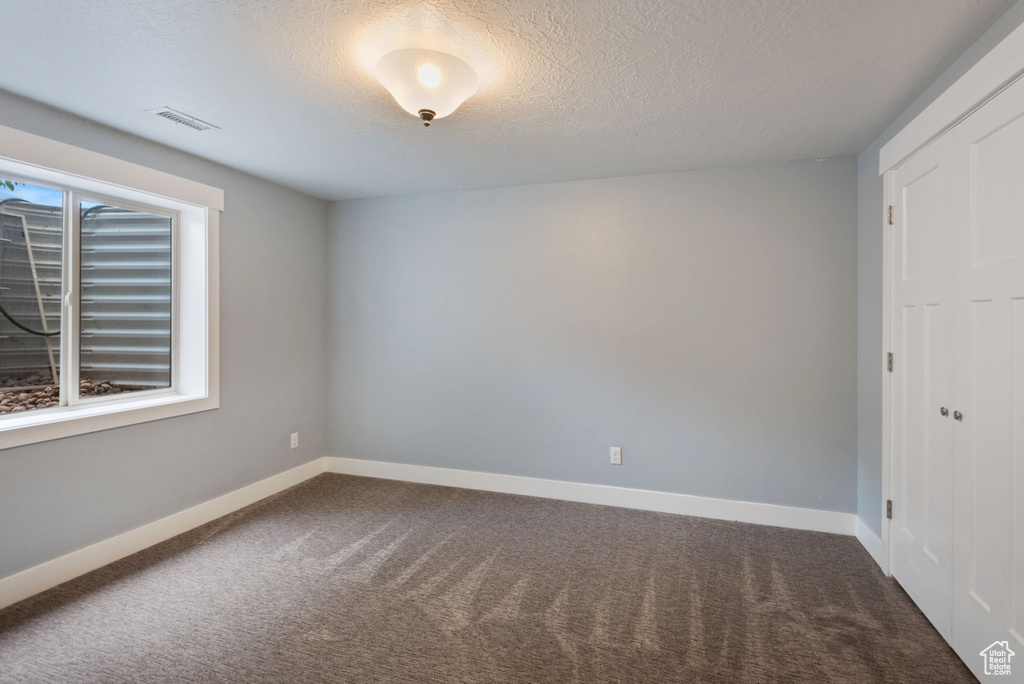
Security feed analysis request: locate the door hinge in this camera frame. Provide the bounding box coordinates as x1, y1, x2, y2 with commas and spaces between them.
886, 500, 893, 520
887, 352, 893, 373
888, 205, 894, 225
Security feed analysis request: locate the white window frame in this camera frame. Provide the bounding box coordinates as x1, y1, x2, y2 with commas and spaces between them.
68, 193, 179, 409
0, 124, 221, 450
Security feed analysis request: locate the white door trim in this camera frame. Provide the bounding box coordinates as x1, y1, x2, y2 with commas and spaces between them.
878, 19, 1024, 175
880, 169, 893, 576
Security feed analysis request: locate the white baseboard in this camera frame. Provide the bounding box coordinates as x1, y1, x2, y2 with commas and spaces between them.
855, 516, 888, 574
1, 456, 864, 611
0, 457, 327, 611
325, 457, 856, 536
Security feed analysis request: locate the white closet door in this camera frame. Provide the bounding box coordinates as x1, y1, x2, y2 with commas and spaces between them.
951, 75, 1024, 676
891, 132, 957, 640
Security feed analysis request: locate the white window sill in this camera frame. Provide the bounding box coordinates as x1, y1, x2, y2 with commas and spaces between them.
0, 391, 218, 450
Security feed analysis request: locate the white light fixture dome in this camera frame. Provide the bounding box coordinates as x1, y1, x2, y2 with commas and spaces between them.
374, 49, 479, 126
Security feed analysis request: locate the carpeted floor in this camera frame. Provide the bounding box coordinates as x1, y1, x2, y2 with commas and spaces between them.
0, 474, 974, 683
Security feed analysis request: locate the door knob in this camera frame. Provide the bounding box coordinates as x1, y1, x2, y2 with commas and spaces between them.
940, 407, 949, 417
953, 410, 963, 422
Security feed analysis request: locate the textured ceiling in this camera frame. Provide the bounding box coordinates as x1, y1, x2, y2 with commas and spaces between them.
0, 0, 1015, 200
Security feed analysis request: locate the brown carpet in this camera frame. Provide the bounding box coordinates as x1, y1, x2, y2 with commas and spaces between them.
0, 474, 974, 683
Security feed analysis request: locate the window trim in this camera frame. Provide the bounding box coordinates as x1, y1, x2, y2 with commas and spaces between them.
0, 123, 221, 450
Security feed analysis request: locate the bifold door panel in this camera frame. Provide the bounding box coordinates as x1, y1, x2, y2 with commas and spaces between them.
951, 75, 1024, 679
891, 133, 956, 641
890, 75, 1024, 682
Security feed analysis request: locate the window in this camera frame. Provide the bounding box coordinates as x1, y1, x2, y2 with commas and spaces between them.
0, 124, 221, 449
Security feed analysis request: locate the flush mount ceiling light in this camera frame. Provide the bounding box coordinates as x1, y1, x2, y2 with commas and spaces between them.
374, 49, 479, 127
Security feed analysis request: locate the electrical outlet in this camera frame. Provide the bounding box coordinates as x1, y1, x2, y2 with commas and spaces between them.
610, 446, 622, 465
290, 432, 299, 449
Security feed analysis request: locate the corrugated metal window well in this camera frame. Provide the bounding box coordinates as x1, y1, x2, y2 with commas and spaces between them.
0, 179, 172, 416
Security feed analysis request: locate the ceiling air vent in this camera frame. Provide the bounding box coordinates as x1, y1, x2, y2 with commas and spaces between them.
147, 107, 219, 131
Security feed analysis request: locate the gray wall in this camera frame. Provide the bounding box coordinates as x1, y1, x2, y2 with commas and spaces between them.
856, 0, 1024, 535
328, 158, 858, 513
0, 91, 329, 579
